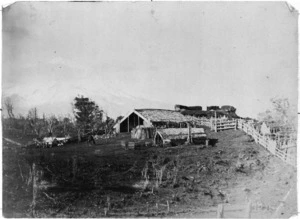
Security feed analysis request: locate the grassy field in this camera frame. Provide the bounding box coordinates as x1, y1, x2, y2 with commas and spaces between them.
2, 129, 297, 218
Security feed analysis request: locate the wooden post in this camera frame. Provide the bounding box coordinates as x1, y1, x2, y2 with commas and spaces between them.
245, 201, 252, 218
72, 156, 77, 182
167, 201, 170, 213
217, 204, 224, 218
186, 122, 192, 144
156, 203, 159, 216
32, 163, 37, 217
214, 111, 218, 132
272, 188, 292, 218
107, 196, 111, 210
146, 202, 149, 215
205, 139, 209, 146
127, 117, 129, 133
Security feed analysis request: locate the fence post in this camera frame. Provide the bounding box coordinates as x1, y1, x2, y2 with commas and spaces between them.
217, 204, 224, 218
214, 121, 218, 132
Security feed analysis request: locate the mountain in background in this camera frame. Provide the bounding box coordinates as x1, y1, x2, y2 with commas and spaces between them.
2, 83, 174, 119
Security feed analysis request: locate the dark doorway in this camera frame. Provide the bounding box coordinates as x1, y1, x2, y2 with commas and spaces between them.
119, 112, 144, 133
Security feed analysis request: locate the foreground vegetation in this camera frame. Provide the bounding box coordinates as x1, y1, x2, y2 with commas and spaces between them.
3, 129, 296, 218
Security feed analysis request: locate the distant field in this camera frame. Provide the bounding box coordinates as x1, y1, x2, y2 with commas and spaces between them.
2, 130, 297, 218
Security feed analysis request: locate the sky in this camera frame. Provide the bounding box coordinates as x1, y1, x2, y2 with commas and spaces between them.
2, 2, 298, 119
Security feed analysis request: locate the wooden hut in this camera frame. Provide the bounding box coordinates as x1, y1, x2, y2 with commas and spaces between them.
114, 109, 199, 133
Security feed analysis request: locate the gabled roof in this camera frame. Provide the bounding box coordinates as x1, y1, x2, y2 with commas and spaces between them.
113, 109, 152, 129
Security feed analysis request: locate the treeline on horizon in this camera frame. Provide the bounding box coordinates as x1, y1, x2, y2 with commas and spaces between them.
2, 95, 297, 139
2, 95, 124, 139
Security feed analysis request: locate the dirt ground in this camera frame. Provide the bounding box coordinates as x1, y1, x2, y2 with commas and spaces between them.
2, 129, 297, 218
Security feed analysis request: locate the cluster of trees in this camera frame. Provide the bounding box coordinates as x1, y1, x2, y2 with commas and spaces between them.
2, 95, 116, 139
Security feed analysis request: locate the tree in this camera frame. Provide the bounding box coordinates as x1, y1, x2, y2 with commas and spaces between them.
104, 116, 115, 134
116, 116, 124, 123
46, 115, 59, 136
4, 97, 14, 119
72, 95, 103, 136
27, 108, 45, 137
258, 98, 297, 130
56, 114, 76, 136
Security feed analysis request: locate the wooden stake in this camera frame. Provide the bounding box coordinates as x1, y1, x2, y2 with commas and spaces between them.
72, 156, 77, 182
205, 139, 209, 146
245, 201, 252, 218
107, 196, 111, 210
167, 201, 170, 213
217, 204, 224, 218
156, 203, 159, 216
32, 163, 37, 217
146, 202, 149, 215
272, 188, 292, 218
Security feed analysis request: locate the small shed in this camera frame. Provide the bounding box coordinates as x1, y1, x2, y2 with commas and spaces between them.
154, 128, 207, 146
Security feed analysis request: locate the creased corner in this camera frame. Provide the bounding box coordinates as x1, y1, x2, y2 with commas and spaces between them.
1, 0, 16, 10
285, 2, 298, 14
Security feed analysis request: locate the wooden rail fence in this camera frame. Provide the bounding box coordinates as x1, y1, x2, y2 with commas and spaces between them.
237, 119, 296, 167
196, 117, 296, 167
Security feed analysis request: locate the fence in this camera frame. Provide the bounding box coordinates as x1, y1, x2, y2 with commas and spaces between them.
237, 119, 296, 167
211, 120, 237, 132
195, 118, 237, 132
196, 117, 296, 167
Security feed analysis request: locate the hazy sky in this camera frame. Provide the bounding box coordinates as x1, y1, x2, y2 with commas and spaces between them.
2, 2, 298, 118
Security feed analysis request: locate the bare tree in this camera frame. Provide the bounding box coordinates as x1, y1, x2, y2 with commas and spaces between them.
4, 97, 14, 119
27, 108, 44, 137
46, 115, 58, 136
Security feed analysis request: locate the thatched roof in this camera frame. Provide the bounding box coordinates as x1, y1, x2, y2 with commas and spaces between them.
155, 128, 206, 140
135, 109, 193, 123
